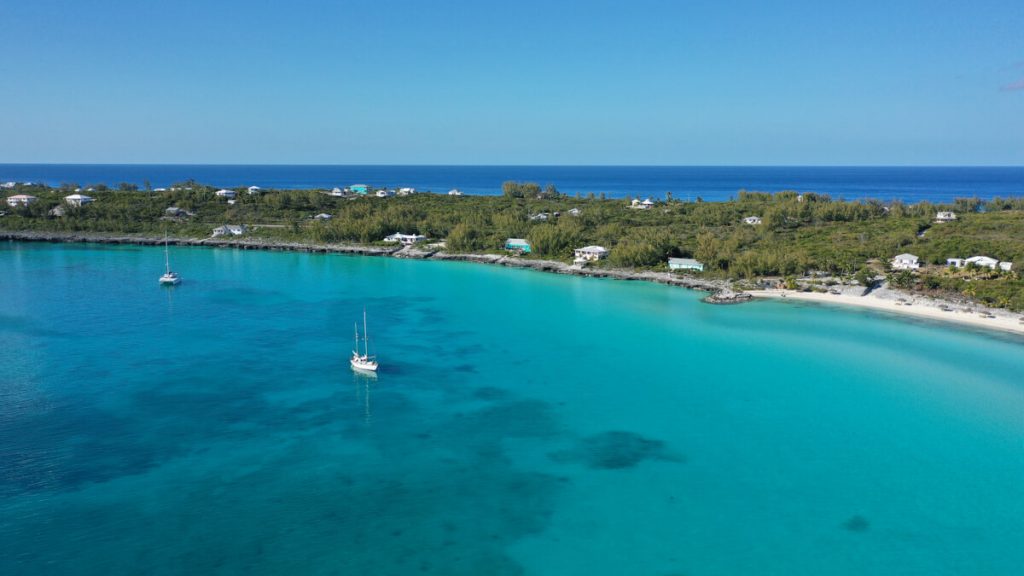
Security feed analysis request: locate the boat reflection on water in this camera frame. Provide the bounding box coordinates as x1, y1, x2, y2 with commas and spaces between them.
351, 370, 375, 425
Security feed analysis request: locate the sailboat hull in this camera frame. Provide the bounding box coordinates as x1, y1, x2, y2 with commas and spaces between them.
350, 356, 378, 372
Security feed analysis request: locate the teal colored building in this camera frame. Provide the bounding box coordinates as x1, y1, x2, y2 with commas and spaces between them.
349, 184, 369, 195
505, 238, 531, 254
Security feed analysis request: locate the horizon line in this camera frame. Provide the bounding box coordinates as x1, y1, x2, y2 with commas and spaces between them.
1, 162, 1022, 169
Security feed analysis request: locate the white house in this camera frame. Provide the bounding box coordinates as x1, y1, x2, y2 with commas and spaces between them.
965, 256, 1000, 269
1, 182, 16, 189
946, 258, 965, 268
630, 198, 653, 210
568, 207, 582, 216
314, 213, 333, 220
375, 189, 395, 198
573, 245, 609, 262
448, 189, 463, 196
329, 187, 345, 197
891, 253, 920, 270
384, 233, 426, 246
64, 194, 94, 207
743, 216, 762, 225
668, 257, 705, 272
212, 224, 247, 237
5, 194, 37, 207
529, 212, 550, 221
215, 189, 237, 199
398, 187, 416, 195
999, 262, 1013, 272
247, 186, 262, 195
935, 211, 957, 223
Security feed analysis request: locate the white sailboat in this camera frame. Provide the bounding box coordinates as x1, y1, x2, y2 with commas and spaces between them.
350, 309, 378, 372
159, 234, 181, 285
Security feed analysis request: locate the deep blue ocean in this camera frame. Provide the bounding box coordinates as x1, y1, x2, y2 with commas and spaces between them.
2, 242, 1023, 575
1, 164, 1022, 202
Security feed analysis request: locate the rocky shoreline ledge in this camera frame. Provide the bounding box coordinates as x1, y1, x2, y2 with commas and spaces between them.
0, 230, 731, 294
702, 289, 754, 304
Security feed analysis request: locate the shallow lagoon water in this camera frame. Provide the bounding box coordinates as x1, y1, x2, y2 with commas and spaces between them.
1, 242, 1022, 575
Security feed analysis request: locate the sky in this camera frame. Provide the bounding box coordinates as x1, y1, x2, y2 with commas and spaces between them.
1, 0, 1022, 165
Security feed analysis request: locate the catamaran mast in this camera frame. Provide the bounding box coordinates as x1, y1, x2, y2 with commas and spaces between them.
164, 234, 171, 274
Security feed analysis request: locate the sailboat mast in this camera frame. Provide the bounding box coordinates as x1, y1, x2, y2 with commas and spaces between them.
164, 234, 171, 274
363, 308, 369, 357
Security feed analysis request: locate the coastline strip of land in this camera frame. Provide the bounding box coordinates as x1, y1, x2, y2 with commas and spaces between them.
3, 230, 1022, 339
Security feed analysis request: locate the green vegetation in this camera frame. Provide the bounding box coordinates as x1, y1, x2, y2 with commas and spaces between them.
3, 182, 1024, 309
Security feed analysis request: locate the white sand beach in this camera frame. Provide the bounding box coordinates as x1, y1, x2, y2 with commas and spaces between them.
751, 288, 1024, 337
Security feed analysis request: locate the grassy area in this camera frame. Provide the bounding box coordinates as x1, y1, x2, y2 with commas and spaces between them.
4, 183, 1023, 309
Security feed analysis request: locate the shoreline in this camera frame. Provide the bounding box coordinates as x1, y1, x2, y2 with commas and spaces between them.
4, 230, 1022, 339
750, 289, 1024, 337
0, 229, 730, 291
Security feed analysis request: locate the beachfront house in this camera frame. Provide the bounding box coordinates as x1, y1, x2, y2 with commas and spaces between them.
668, 257, 705, 272
349, 184, 369, 195
329, 187, 345, 197
743, 216, 763, 225
398, 187, 416, 196
5, 194, 37, 207
573, 245, 609, 263
448, 189, 463, 196
375, 189, 395, 198
212, 224, 247, 237
247, 186, 262, 195
215, 189, 236, 199
891, 253, 920, 270
935, 211, 957, 223
384, 233, 427, 246
64, 194, 94, 207
630, 198, 654, 210
505, 238, 531, 254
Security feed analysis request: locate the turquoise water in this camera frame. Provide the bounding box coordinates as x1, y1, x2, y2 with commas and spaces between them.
1, 242, 1023, 575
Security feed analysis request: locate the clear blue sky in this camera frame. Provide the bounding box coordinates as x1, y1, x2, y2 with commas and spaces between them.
2, 0, 1022, 165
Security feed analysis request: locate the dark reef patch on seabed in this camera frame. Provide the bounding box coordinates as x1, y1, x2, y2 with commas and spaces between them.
2, 390, 567, 575
548, 430, 685, 470
842, 515, 870, 533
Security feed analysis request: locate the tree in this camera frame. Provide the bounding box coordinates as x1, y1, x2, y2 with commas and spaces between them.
854, 267, 875, 288
502, 181, 523, 198
888, 270, 916, 289
447, 222, 482, 252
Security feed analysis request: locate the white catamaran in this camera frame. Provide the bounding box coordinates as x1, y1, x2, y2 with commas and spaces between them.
159, 234, 181, 285
350, 309, 378, 372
